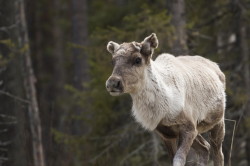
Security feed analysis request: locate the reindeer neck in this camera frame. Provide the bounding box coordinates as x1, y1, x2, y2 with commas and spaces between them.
130, 60, 175, 130
129, 58, 185, 130
132, 60, 166, 99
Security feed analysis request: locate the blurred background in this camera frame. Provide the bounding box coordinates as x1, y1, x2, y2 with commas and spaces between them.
0, 0, 249, 165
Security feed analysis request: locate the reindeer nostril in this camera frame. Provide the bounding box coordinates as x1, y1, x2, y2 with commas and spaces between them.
107, 77, 123, 91
116, 80, 121, 88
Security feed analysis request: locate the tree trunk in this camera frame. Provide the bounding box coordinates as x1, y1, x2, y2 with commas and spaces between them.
168, 0, 188, 55
70, 0, 90, 137
72, 0, 89, 90
17, 1, 45, 166
53, 0, 65, 96
240, 9, 250, 166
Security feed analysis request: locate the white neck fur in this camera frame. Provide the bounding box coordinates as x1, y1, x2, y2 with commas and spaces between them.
130, 60, 184, 131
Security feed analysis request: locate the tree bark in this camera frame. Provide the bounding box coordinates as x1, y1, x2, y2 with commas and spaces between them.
72, 0, 89, 90
168, 0, 188, 55
17, 1, 45, 166
240, 9, 250, 166
51, 0, 67, 136
53, 0, 65, 95
70, 0, 90, 137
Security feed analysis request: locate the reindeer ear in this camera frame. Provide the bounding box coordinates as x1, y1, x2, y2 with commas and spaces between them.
141, 33, 158, 57
142, 33, 158, 49
107, 41, 120, 54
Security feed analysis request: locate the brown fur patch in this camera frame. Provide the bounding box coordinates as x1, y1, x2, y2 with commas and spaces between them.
156, 125, 179, 139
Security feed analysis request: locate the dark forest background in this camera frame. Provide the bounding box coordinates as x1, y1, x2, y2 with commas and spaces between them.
0, 0, 250, 165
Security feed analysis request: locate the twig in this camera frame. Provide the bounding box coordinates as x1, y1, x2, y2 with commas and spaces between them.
0, 22, 19, 32
88, 122, 136, 163
225, 118, 236, 166
0, 141, 11, 146
0, 90, 30, 104
89, 139, 121, 163
0, 157, 8, 161
195, 10, 230, 29
120, 140, 151, 165
0, 114, 16, 120
0, 121, 17, 125
0, 129, 8, 134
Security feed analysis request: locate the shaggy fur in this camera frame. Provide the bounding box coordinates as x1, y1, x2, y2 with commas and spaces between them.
132, 54, 225, 131
106, 33, 226, 166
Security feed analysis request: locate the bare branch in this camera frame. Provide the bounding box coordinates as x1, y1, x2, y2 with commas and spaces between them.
0, 157, 8, 161
0, 121, 17, 125
225, 119, 237, 166
0, 129, 8, 133
89, 139, 121, 163
119, 140, 151, 165
88, 122, 135, 163
0, 22, 19, 32
0, 114, 16, 120
0, 141, 11, 146
0, 90, 30, 104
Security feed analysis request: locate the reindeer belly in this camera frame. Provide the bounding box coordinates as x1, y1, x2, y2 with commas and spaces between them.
197, 105, 224, 133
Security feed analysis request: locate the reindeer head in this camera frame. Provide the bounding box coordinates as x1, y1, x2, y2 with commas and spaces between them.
106, 33, 158, 96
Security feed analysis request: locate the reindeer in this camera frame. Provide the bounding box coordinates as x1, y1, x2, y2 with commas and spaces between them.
105, 33, 226, 166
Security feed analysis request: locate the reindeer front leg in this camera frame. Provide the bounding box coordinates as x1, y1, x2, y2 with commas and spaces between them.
173, 123, 197, 166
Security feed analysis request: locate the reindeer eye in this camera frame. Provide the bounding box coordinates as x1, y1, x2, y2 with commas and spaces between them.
134, 57, 142, 65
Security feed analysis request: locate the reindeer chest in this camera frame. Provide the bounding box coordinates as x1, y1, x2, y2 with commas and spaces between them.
131, 89, 182, 131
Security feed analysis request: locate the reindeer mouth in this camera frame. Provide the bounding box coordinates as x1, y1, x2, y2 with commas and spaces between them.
109, 90, 123, 96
